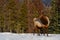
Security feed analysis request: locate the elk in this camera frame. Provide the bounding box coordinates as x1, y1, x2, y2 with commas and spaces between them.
33, 13, 50, 36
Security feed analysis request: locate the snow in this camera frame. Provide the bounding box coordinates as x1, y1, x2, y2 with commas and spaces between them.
0, 32, 60, 40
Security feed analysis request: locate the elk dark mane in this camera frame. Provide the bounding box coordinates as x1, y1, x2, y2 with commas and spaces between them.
40, 16, 48, 25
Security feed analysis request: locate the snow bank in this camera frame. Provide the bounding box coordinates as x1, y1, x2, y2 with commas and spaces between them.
0, 32, 60, 40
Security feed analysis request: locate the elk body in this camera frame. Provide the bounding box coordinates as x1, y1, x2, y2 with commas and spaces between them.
33, 15, 50, 36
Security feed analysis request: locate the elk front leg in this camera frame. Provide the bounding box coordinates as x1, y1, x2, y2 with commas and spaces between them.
43, 27, 45, 36
45, 27, 48, 36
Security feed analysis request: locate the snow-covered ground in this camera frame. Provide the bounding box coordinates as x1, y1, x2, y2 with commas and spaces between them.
0, 32, 60, 40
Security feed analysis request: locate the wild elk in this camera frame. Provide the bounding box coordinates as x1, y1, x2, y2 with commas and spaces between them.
33, 14, 50, 36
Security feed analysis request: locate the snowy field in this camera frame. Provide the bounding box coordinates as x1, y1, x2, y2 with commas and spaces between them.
0, 32, 60, 40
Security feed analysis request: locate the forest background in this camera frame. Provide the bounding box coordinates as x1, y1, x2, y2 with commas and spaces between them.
0, 0, 60, 33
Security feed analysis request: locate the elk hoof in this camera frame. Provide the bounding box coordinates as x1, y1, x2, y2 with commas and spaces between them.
37, 34, 40, 36
47, 34, 48, 36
